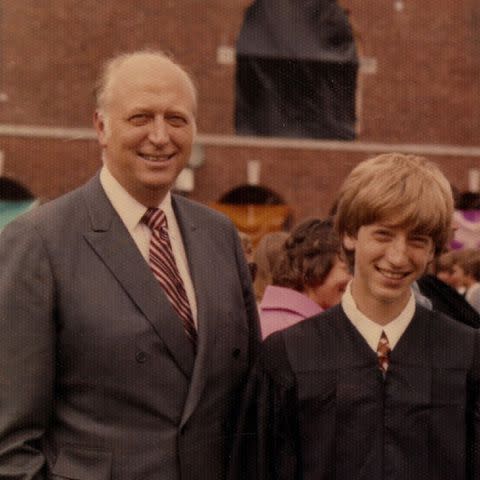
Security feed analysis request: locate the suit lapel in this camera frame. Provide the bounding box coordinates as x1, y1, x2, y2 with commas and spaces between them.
80, 176, 195, 378
172, 197, 216, 426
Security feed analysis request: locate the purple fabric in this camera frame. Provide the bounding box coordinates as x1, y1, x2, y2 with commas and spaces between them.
461, 210, 480, 222
259, 285, 323, 339
451, 210, 480, 250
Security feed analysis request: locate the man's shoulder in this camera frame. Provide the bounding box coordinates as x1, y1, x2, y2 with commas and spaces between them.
172, 194, 234, 226
172, 194, 239, 236
1, 176, 96, 236
267, 306, 345, 371
36, 183, 88, 215
418, 304, 476, 335
417, 305, 479, 362
282, 305, 344, 339
259, 309, 343, 386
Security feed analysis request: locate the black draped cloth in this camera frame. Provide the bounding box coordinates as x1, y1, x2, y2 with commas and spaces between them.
235, 0, 358, 139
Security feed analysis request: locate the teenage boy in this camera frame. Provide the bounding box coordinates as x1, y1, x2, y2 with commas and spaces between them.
229, 153, 480, 480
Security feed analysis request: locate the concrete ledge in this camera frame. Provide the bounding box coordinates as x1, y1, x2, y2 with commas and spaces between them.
1, 124, 479, 157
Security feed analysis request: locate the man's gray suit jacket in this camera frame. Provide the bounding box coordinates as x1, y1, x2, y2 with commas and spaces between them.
0, 174, 260, 480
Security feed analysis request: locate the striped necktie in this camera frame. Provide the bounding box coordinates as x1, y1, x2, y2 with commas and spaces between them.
142, 208, 197, 349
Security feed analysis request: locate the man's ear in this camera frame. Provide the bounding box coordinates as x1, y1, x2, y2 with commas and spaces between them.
93, 110, 108, 147
343, 234, 357, 252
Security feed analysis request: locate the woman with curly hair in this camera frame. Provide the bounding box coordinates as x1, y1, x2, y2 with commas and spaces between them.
259, 217, 351, 339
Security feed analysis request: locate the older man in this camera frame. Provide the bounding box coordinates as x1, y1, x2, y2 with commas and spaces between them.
0, 50, 260, 479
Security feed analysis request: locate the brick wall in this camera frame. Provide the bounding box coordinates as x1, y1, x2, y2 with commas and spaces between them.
1, 136, 477, 222
1, 0, 479, 223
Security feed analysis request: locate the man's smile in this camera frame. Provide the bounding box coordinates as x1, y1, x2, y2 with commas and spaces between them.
138, 152, 175, 162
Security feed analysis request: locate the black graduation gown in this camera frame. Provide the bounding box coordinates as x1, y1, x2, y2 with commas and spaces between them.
229, 305, 480, 480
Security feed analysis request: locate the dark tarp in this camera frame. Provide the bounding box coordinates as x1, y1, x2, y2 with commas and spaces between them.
0, 177, 34, 201
219, 185, 285, 205
235, 0, 358, 139
0, 177, 36, 230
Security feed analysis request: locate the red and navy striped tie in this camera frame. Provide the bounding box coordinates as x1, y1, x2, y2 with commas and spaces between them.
142, 208, 197, 349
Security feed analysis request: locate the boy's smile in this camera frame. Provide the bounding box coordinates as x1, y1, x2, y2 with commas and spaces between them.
344, 221, 434, 324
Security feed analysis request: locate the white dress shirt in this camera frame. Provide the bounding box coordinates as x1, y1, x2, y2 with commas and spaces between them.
341, 281, 415, 352
99, 166, 198, 325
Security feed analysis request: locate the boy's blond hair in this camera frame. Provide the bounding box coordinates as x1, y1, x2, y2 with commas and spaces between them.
335, 153, 454, 267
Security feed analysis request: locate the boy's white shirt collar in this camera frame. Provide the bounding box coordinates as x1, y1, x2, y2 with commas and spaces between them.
341, 281, 415, 352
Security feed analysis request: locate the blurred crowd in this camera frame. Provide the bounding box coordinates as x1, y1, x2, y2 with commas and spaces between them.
239, 204, 480, 337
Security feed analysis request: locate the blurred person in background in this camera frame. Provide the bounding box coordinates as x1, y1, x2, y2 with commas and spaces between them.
434, 250, 462, 289
452, 249, 480, 313
451, 249, 476, 295
417, 248, 480, 328
259, 218, 351, 338
238, 230, 257, 280
253, 230, 289, 302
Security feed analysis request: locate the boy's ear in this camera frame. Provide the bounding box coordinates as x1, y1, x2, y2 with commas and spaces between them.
343, 234, 357, 252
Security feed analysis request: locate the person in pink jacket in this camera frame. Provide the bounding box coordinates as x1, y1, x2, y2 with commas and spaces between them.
259, 218, 351, 339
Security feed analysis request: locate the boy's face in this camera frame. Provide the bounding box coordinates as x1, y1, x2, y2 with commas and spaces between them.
343, 221, 434, 322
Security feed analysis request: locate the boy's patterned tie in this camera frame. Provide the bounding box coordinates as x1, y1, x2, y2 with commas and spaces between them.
377, 330, 391, 375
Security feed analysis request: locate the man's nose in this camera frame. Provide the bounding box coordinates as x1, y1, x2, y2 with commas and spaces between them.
148, 116, 169, 145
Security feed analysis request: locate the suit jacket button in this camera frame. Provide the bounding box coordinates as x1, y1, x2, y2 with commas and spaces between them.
136, 351, 147, 363
232, 348, 241, 358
